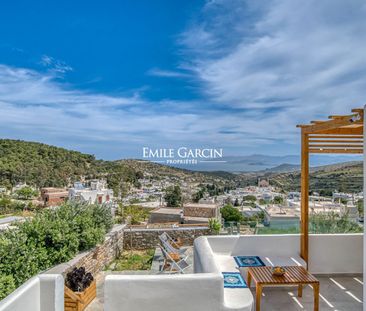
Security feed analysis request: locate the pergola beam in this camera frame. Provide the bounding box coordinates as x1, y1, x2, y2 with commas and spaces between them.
302, 119, 362, 134
314, 127, 363, 135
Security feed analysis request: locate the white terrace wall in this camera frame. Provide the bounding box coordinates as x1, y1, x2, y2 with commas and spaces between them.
0, 275, 64, 311
309, 234, 363, 274
205, 234, 363, 274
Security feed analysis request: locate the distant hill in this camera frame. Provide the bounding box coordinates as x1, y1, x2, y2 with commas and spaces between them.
238, 161, 363, 194
262, 163, 300, 173
0, 139, 232, 195
163, 154, 363, 172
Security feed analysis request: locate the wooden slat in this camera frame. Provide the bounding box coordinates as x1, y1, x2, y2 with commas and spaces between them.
315, 127, 363, 135
248, 266, 319, 285
352, 108, 364, 113
310, 120, 327, 124
309, 135, 363, 139
309, 144, 363, 148
309, 139, 363, 143
309, 149, 363, 154
328, 115, 353, 119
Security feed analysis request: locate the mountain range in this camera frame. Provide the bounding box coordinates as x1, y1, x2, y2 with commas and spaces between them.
167, 154, 362, 172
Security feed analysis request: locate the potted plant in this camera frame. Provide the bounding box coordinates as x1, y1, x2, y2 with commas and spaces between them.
64, 267, 96, 311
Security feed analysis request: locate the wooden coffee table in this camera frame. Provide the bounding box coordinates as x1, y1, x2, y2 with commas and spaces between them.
247, 266, 319, 311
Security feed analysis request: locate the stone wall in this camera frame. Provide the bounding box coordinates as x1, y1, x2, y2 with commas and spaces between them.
183, 204, 218, 218
46, 224, 125, 277
123, 227, 211, 250
46, 225, 211, 277
149, 209, 182, 224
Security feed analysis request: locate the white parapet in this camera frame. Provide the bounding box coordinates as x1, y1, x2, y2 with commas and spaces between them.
0, 274, 64, 311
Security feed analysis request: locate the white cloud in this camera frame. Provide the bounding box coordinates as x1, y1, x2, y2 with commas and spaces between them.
181, 0, 366, 135
147, 68, 191, 78
0, 64, 288, 158
40, 54, 73, 73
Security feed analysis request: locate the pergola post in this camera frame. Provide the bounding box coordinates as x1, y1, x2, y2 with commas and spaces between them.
297, 107, 363, 270
300, 129, 309, 264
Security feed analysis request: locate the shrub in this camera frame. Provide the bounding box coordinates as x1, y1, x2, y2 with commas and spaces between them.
243, 195, 257, 202
220, 204, 242, 222
0, 274, 16, 300
118, 204, 149, 225
0, 201, 112, 299
14, 186, 39, 200
164, 185, 182, 207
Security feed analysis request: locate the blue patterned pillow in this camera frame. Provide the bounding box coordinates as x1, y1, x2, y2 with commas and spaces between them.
234, 256, 265, 267
222, 272, 247, 288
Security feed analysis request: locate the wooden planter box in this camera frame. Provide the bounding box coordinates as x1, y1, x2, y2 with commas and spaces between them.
64, 280, 96, 311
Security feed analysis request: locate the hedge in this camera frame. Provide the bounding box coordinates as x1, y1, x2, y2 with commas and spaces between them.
0, 202, 113, 300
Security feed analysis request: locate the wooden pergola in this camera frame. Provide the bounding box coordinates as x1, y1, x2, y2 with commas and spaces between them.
296, 108, 364, 264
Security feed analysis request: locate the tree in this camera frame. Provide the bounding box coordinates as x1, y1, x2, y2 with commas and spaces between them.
14, 186, 38, 200
243, 195, 256, 202
164, 185, 182, 207
357, 199, 363, 217
220, 204, 242, 222
192, 189, 204, 203
309, 212, 362, 233
259, 198, 268, 205
273, 196, 284, 205
340, 198, 348, 205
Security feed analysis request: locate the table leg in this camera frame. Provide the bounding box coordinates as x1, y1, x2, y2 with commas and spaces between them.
256, 284, 262, 311
298, 284, 303, 297
247, 271, 252, 288
313, 283, 319, 311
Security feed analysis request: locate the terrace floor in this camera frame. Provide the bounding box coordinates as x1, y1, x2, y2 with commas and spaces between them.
259, 275, 363, 311
86, 247, 363, 311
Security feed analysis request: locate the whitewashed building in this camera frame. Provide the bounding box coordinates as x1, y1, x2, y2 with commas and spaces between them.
68, 180, 113, 204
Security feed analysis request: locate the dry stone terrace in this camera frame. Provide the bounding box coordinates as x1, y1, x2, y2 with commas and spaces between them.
123, 226, 211, 250
45, 224, 210, 276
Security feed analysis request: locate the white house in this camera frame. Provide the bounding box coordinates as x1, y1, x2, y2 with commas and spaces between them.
68, 180, 113, 204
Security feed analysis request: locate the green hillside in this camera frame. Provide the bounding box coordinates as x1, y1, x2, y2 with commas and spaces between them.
0, 140, 141, 194
0, 139, 232, 195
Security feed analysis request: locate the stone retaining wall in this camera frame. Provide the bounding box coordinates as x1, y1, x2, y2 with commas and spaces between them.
46, 224, 126, 277
46, 225, 211, 277
123, 227, 211, 250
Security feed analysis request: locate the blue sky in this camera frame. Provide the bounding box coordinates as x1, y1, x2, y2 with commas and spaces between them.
0, 0, 366, 160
